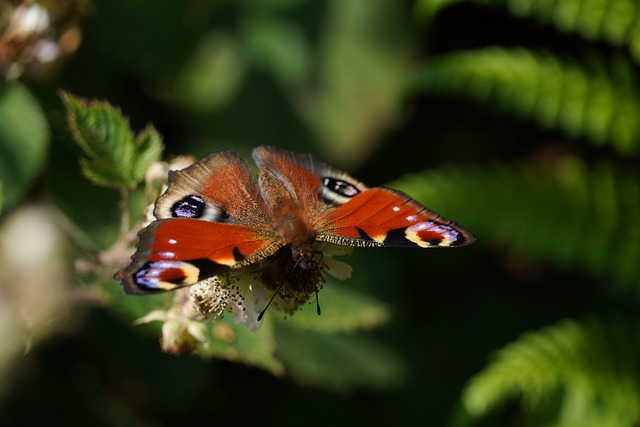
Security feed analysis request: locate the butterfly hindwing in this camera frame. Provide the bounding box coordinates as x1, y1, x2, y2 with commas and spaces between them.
119, 219, 283, 294
317, 187, 476, 248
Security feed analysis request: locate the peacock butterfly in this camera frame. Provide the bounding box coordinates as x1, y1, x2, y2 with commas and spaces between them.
116, 146, 475, 318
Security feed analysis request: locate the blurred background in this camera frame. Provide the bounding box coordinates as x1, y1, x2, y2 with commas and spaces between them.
2, 0, 640, 426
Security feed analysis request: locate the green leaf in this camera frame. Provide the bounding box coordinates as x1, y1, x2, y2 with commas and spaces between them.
102, 268, 392, 385
132, 125, 163, 183
244, 17, 310, 87
62, 92, 163, 189
301, 0, 412, 164
78, 157, 130, 189
461, 317, 640, 426
275, 326, 405, 391
272, 279, 391, 333
409, 47, 640, 155
101, 270, 285, 376
392, 158, 640, 293
0, 83, 49, 207
173, 32, 246, 111
414, 0, 640, 63
199, 316, 285, 376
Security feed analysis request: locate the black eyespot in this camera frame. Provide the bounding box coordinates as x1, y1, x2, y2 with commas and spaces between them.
171, 195, 205, 218
322, 177, 359, 198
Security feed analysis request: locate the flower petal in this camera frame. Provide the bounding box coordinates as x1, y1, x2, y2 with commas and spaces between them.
229, 275, 269, 331
322, 255, 353, 281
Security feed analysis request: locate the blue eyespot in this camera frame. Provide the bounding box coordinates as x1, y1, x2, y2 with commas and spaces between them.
171, 195, 205, 218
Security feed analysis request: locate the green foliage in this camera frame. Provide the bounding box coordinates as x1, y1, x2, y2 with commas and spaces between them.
405, 2, 640, 420
62, 92, 163, 190
0, 83, 49, 208
459, 317, 640, 427
300, 0, 412, 161
202, 314, 286, 376
275, 280, 390, 333
170, 0, 411, 164
275, 326, 405, 391
415, 0, 640, 61
410, 48, 640, 154
393, 157, 640, 293
100, 269, 398, 391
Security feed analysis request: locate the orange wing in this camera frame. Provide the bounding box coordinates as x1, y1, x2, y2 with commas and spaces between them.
316, 187, 475, 248
118, 219, 283, 294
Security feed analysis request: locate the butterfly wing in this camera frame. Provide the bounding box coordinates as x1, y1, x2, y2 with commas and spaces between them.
253, 146, 475, 248
154, 150, 271, 226
252, 146, 368, 207
118, 151, 282, 294
118, 219, 283, 294
316, 187, 476, 248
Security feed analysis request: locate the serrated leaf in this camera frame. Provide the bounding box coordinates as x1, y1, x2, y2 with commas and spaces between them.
414, 0, 640, 63
132, 125, 163, 183
79, 157, 131, 189
275, 326, 405, 391
63, 93, 134, 162
409, 48, 640, 154
272, 279, 391, 333
0, 83, 49, 207
462, 317, 640, 426
62, 92, 160, 189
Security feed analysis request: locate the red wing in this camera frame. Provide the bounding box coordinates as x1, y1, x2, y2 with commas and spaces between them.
316, 188, 475, 248
117, 219, 283, 294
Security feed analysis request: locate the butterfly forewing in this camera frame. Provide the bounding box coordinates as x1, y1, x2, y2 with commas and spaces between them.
317, 187, 475, 248
154, 151, 271, 228
253, 146, 368, 208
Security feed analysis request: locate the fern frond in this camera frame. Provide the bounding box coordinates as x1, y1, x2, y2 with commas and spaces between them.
392, 157, 640, 292
415, 0, 640, 60
461, 317, 640, 426
409, 47, 640, 155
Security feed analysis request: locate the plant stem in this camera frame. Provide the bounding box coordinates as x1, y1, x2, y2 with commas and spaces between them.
120, 186, 132, 235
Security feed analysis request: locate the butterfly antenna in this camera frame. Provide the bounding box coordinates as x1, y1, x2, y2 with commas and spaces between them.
315, 288, 321, 316
258, 284, 283, 321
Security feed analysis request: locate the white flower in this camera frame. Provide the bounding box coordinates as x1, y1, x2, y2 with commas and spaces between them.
315, 242, 353, 281
190, 270, 269, 332
188, 242, 353, 331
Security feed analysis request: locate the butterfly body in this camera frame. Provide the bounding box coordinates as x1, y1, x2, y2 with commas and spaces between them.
117, 146, 475, 313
